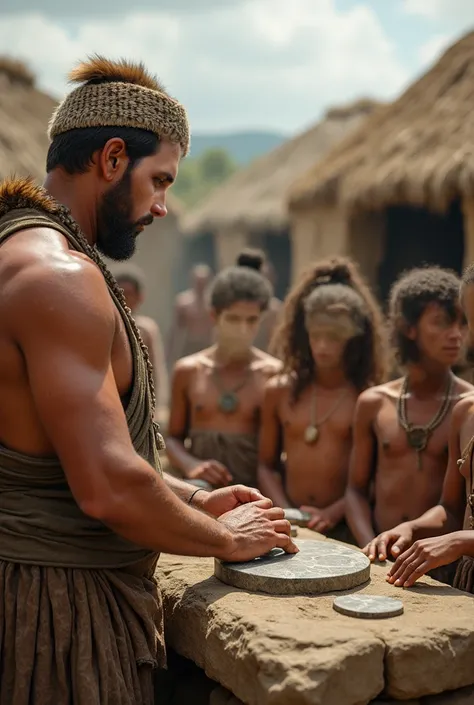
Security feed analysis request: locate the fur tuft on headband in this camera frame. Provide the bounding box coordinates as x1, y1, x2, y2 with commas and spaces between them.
68, 54, 166, 93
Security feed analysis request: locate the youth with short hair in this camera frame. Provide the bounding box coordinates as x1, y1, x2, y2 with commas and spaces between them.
166, 254, 282, 489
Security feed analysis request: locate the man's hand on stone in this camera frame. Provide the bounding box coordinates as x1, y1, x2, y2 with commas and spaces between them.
188, 460, 232, 487
217, 500, 299, 562
363, 522, 414, 562
386, 533, 464, 588
196, 485, 270, 517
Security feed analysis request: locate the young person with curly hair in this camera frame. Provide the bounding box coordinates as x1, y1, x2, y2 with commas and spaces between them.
166, 253, 281, 490
348, 267, 472, 583
258, 257, 387, 540
367, 265, 474, 591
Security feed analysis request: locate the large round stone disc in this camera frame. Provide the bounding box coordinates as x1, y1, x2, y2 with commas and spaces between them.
333, 594, 404, 619
214, 539, 370, 595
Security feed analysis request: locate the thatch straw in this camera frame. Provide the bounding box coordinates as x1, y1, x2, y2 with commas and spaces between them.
181, 98, 379, 237
289, 31, 474, 214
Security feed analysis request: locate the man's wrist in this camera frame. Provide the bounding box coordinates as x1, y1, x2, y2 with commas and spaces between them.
188, 487, 208, 510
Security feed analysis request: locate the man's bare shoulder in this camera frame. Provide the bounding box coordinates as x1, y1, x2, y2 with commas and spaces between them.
357, 380, 400, 410
453, 375, 474, 398
1, 226, 111, 322
173, 348, 210, 375
264, 372, 292, 398
175, 289, 194, 308
252, 348, 282, 376
452, 391, 474, 424
136, 315, 159, 336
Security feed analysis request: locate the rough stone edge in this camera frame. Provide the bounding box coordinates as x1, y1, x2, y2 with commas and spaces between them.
160, 570, 385, 705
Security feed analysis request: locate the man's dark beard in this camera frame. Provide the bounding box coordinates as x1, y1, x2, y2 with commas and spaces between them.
96, 168, 150, 261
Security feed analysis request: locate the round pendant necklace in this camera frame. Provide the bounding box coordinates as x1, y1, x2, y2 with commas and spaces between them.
305, 385, 349, 445
397, 372, 454, 470
213, 365, 251, 414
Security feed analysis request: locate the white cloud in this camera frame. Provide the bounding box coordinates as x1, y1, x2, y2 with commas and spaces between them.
0, 0, 409, 132
418, 33, 453, 67
403, 0, 474, 25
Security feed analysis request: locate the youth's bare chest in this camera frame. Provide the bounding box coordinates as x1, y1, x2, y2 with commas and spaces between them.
280, 390, 355, 443
375, 397, 450, 459
189, 367, 264, 424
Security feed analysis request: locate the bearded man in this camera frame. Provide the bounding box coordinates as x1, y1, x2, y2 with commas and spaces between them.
0, 56, 296, 705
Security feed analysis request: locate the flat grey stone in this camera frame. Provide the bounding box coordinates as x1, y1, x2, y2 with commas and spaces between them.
283, 508, 311, 526
214, 539, 370, 595
186, 479, 213, 491
290, 525, 298, 537
333, 594, 404, 619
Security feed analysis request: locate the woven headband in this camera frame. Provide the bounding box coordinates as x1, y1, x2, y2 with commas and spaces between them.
48, 81, 190, 156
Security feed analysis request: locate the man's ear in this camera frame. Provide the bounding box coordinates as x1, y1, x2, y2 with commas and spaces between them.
99, 138, 129, 182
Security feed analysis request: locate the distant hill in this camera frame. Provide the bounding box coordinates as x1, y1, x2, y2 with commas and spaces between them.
189, 130, 288, 165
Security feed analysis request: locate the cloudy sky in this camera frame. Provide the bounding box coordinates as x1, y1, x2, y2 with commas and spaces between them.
1, 0, 473, 134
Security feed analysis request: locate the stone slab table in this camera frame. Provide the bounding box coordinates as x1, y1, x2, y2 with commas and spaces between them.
156, 531, 474, 705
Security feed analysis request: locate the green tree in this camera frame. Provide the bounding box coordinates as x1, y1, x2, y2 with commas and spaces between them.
173, 148, 237, 207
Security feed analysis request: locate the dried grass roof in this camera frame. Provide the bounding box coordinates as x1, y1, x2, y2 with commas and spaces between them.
0, 58, 56, 183
181, 98, 378, 236
289, 31, 474, 214
0, 55, 183, 216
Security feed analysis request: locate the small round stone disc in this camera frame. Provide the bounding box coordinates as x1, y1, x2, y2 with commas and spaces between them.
283, 508, 311, 527
290, 525, 298, 537
215, 539, 370, 595
333, 594, 404, 619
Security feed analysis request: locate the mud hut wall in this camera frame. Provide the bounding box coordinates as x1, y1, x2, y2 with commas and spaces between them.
290, 204, 349, 283
214, 228, 249, 269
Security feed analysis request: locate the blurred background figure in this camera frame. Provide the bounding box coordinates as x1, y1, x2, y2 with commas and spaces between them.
115, 266, 169, 414
167, 263, 214, 368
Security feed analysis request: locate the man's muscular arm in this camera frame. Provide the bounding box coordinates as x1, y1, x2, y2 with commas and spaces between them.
258, 378, 291, 507
8, 248, 292, 561
345, 390, 378, 548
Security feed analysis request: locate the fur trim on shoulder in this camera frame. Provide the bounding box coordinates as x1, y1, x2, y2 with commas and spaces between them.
68, 54, 167, 93
0, 177, 60, 219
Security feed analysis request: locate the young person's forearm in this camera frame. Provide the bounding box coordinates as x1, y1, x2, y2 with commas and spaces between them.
410, 504, 461, 540
165, 437, 201, 476
345, 487, 375, 547
258, 465, 291, 507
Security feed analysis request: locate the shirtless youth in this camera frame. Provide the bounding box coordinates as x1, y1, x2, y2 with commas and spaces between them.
167, 263, 214, 365
258, 258, 387, 538
166, 255, 281, 489
368, 265, 474, 591
116, 266, 169, 409
347, 268, 471, 572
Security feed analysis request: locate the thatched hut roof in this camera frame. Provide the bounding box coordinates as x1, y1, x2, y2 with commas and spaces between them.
0, 58, 58, 183
289, 31, 474, 214
181, 98, 379, 237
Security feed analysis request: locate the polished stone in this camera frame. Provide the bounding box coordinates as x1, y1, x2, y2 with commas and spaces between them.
214, 539, 370, 595
333, 594, 404, 619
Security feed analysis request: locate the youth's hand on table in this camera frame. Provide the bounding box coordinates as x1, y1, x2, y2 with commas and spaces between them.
299, 505, 336, 533
196, 484, 271, 517
217, 500, 299, 562
187, 460, 232, 487
363, 523, 414, 562
387, 533, 464, 588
